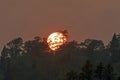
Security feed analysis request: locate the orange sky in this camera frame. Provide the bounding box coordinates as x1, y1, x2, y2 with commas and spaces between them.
0, 0, 120, 51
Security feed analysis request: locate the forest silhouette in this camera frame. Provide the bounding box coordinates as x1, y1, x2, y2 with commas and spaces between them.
0, 31, 120, 80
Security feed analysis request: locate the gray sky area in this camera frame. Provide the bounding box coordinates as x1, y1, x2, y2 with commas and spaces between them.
0, 0, 120, 51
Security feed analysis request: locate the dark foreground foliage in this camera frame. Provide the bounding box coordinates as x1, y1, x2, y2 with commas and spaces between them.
0, 33, 120, 80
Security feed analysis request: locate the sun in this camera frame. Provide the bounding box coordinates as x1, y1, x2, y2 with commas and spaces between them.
47, 32, 67, 51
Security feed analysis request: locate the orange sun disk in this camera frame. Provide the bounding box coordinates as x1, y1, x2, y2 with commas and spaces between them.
47, 32, 67, 51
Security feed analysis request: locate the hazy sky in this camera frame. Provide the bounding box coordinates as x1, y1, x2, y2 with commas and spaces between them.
0, 0, 120, 50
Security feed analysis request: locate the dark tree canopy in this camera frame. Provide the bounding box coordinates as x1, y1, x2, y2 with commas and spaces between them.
0, 33, 120, 80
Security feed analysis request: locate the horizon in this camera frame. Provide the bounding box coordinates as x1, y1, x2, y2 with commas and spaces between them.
0, 0, 120, 51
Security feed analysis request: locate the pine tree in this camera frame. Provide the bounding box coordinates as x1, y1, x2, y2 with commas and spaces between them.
109, 33, 120, 63
104, 64, 115, 80
94, 62, 105, 80
110, 33, 119, 54
81, 60, 93, 80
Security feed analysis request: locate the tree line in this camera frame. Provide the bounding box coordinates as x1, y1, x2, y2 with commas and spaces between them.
64, 60, 116, 80
0, 32, 120, 80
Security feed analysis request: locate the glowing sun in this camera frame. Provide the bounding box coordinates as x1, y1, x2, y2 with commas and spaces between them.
47, 32, 67, 51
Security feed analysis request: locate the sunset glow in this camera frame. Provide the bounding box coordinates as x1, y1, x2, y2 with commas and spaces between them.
47, 32, 67, 51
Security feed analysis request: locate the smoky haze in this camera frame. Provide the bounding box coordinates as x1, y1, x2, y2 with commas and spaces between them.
0, 0, 120, 50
